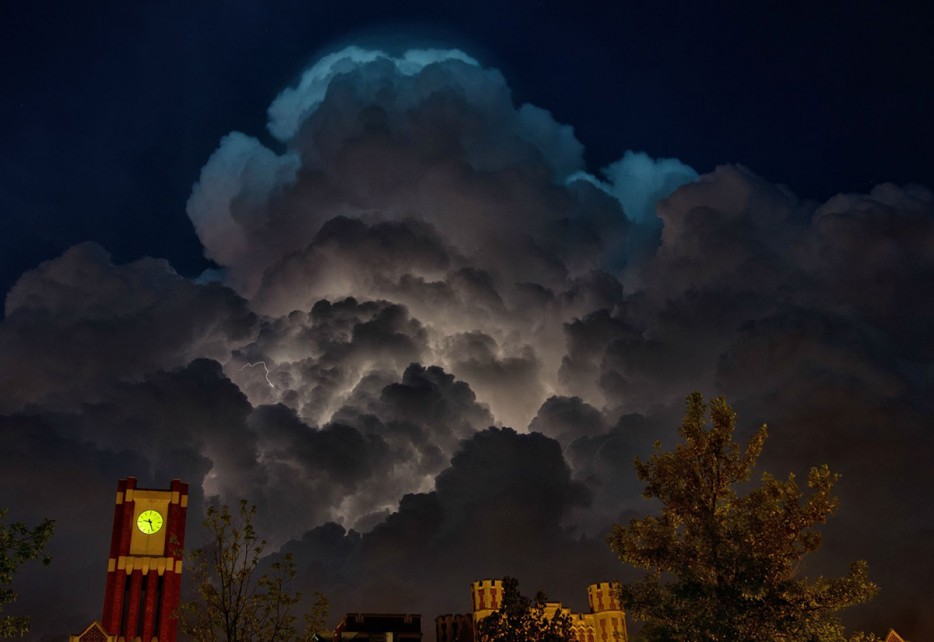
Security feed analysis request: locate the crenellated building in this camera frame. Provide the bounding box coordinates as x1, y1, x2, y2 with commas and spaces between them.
437, 579, 627, 642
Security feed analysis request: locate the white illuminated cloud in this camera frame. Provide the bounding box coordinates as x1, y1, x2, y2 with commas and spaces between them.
187, 132, 300, 294
267, 46, 479, 142
568, 150, 699, 224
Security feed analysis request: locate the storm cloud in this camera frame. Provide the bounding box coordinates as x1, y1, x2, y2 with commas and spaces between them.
2, 46, 932, 639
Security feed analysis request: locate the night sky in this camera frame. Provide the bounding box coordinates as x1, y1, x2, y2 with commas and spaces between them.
2, 2, 933, 640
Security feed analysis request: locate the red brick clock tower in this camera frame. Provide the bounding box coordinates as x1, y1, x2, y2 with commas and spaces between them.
97, 477, 189, 642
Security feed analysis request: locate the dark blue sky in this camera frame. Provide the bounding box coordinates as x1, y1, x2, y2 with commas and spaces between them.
3, 1, 933, 301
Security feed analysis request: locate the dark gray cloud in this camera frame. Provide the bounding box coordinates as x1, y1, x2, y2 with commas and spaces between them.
799, 183, 934, 358
1, 46, 932, 640
280, 427, 613, 621
253, 215, 454, 317
0, 242, 258, 414
528, 395, 606, 446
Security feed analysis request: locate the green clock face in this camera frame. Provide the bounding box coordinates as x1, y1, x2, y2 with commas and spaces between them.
137, 509, 164, 534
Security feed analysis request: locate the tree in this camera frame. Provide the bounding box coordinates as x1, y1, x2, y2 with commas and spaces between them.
179, 500, 328, 642
0, 509, 54, 639
477, 576, 573, 642
608, 393, 879, 642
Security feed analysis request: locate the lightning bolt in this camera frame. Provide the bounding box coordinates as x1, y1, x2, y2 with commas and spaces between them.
240, 361, 274, 388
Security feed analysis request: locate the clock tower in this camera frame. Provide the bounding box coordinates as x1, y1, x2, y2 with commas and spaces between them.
97, 477, 189, 642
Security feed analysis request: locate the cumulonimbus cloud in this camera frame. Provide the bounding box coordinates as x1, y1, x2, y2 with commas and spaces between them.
2, 45, 932, 639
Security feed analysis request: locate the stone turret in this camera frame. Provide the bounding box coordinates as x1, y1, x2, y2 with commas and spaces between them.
587, 582, 621, 612
470, 579, 503, 624
586, 582, 626, 642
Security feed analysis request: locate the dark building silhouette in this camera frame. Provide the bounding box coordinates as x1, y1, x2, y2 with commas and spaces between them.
323, 613, 423, 642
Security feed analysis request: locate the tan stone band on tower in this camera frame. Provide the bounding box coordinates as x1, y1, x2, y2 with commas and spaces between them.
108, 556, 183, 575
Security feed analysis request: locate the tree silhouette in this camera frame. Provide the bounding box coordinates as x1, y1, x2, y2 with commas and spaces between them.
179, 500, 327, 642
609, 393, 880, 642
477, 576, 572, 642
0, 509, 54, 638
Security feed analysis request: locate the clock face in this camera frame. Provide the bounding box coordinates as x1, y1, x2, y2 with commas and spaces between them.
137, 509, 164, 534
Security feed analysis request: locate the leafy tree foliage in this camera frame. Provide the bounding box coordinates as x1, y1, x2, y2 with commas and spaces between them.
608, 393, 879, 642
0, 509, 54, 639
179, 500, 327, 642
477, 576, 573, 642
